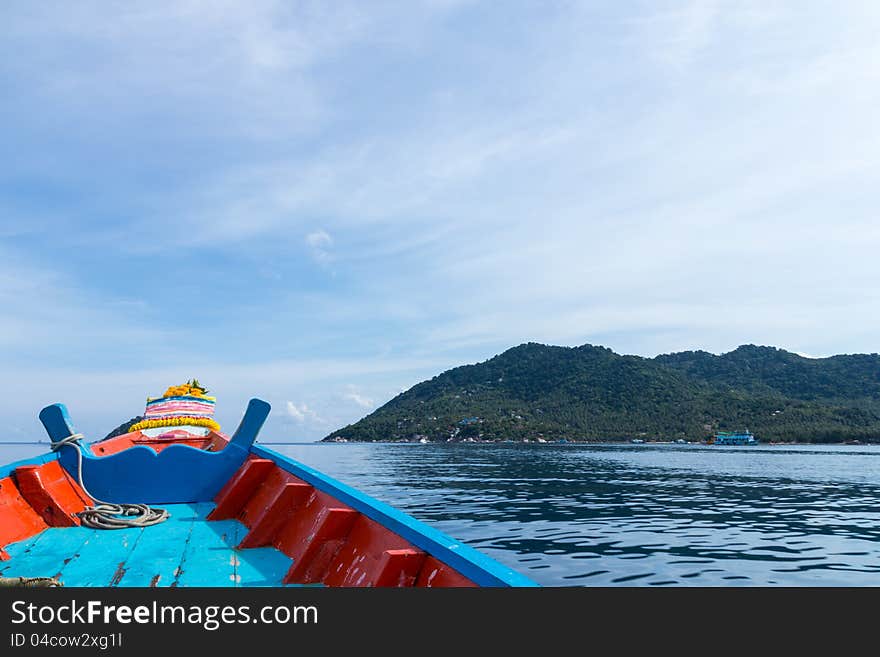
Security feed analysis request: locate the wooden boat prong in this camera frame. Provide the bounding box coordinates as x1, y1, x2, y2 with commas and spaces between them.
38, 399, 271, 504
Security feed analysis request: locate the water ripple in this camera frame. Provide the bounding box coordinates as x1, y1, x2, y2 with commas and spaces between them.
262, 442, 880, 586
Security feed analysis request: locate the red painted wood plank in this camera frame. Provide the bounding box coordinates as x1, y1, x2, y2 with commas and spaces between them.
238, 483, 314, 549
91, 434, 137, 456
236, 467, 292, 527
324, 515, 420, 587
204, 431, 229, 452
14, 461, 92, 527
326, 546, 427, 588
0, 476, 47, 549
280, 503, 359, 584
95, 430, 221, 456
372, 549, 426, 587
415, 556, 477, 587
274, 491, 346, 554
208, 458, 274, 520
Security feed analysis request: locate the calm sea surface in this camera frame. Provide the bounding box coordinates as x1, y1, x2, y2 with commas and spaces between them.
4, 441, 880, 586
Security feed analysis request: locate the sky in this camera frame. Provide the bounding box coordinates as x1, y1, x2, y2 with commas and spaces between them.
2, 1, 880, 441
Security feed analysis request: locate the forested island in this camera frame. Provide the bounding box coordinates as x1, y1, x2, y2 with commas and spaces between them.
324, 343, 880, 444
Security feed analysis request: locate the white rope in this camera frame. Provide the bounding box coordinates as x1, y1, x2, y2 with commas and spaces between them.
0, 576, 62, 587
51, 433, 169, 529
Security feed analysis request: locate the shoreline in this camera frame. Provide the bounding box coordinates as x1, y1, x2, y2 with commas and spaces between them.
322, 438, 877, 446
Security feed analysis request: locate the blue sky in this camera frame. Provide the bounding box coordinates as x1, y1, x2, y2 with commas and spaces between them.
2, 1, 879, 441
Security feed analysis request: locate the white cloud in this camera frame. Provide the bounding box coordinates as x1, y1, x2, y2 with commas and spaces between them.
305, 229, 333, 265
285, 401, 315, 422
0, 247, 174, 355
343, 387, 374, 409
0, 2, 377, 140
640, 0, 722, 72
305, 229, 332, 248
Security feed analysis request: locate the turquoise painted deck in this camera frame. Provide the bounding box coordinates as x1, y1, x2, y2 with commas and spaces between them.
0, 503, 299, 587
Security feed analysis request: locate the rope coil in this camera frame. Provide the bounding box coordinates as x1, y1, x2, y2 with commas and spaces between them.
51, 433, 169, 529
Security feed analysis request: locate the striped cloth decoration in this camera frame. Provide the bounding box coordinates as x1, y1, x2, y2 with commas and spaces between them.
145, 396, 215, 419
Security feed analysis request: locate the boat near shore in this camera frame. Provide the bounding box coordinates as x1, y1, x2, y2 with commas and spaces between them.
713, 430, 758, 445
0, 383, 535, 588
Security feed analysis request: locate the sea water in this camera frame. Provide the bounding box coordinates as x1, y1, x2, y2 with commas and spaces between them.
270, 442, 880, 586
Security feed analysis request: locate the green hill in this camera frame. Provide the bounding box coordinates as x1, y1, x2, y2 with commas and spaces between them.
324, 343, 880, 443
